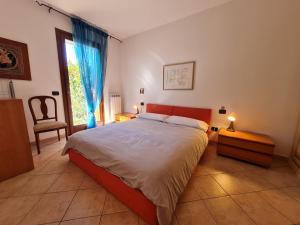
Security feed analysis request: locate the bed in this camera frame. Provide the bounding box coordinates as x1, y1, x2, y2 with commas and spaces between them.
63, 103, 211, 225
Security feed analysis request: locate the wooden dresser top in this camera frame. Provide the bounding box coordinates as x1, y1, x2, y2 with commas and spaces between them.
219, 128, 274, 146
0, 98, 22, 102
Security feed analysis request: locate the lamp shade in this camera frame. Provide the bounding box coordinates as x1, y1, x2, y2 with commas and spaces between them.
133, 105, 139, 114
228, 112, 236, 122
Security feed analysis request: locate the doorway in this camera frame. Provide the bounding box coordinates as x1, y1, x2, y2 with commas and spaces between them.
55, 28, 104, 134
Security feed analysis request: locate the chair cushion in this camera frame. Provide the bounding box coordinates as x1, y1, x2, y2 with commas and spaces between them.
34, 121, 67, 132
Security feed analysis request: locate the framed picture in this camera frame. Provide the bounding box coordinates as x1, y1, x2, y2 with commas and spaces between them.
0, 37, 31, 80
163, 61, 195, 90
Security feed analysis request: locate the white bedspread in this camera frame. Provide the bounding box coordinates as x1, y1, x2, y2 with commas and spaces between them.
63, 118, 208, 225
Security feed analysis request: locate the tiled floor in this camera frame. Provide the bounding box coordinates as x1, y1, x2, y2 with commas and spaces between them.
0, 139, 300, 225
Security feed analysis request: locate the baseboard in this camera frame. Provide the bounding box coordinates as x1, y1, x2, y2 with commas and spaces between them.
289, 158, 300, 177
30, 134, 66, 146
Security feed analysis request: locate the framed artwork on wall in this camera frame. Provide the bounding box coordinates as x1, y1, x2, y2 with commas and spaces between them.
163, 61, 195, 90
0, 37, 31, 80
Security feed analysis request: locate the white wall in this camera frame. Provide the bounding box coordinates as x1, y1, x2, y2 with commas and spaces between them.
120, 0, 300, 157
104, 38, 122, 123
0, 0, 121, 142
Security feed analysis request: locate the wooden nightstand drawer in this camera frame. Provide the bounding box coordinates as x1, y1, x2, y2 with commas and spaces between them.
217, 144, 273, 167
218, 136, 274, 155
217, 128, 275, 167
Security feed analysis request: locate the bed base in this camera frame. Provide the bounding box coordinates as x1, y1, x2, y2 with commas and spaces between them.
68, 149, 158, 225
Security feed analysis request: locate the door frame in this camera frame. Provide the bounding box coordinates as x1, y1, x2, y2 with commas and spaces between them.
55, 28, 104, 134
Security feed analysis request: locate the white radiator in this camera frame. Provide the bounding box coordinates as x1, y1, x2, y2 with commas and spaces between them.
0, 79, 10, 99
109, 94, 122, 121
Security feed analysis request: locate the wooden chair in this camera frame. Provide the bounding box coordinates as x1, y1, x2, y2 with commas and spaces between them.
28, 96, 68, 154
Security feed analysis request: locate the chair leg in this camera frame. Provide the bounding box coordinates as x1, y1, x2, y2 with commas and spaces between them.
65, 127, 69, 140
57, 129, 60, 141
35, 132, 40, 154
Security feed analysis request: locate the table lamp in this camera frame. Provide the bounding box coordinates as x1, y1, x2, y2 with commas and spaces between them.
227, 112, 236, 132
133, 105, 139, 114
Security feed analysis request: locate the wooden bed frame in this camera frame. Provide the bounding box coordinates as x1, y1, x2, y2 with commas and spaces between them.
68, 103, 212, 225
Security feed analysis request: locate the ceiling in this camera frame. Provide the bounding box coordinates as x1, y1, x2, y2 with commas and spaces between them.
43, 0, 232, 40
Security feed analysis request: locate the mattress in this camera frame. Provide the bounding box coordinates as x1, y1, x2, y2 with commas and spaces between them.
63, 118, 208, 225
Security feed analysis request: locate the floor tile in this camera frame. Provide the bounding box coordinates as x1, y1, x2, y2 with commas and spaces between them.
80, 176, 100, 189
138, 216, 178, 225
180, 175, 226, 202
0, 195, 41, 225
212, 173, 251, 194
249, 166, 300, 188
48, 150, 69, 162
195, 156, 246, 176
63, 188, 106, 220
32, 142, 64, 167
213, 172, 273, 194
60, 216, 100, 225
192, 175, 227, 199
13, 174, 59, 196
259, 189, 300, 224
20, 191, 76, 225
281, 186, 300, 202
205, 196, 255, 225
64, 161, 85, 174
176, 200, 217, 225
33, 159, 70, 175
232, 192, 292, 225
100, 211, 138, 225
42, 223, 59, 225
271, 157, 289, 168
193, 164, 221, 176
48, 172, 84, 193
103, 193, 129, 214
179, 179, 201, 203
2, 137, 296, 225
0, 174, 30, 198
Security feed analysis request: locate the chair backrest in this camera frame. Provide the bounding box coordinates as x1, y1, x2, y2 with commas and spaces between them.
28, 96, 57, 125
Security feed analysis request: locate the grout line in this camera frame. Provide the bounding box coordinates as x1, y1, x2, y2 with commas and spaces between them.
230, 191, 295, 224
98, 190, 108, 225
208, 174, 228, 195
57, 215, 101, 224
17, 194, 44, 225
209, 173, 230, 196
279, 187, 300, 204
43, 173, 62, 194
59, 189, 79, 223
257, 190, 295, 224
229, 194, 259, 225
201, 199, 219, 225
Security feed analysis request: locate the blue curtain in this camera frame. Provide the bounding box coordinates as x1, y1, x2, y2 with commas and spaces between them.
71, 18, 108, 128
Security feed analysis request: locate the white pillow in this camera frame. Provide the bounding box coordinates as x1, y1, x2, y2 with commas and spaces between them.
138, 113, 169, 122
165, 115, 209, 132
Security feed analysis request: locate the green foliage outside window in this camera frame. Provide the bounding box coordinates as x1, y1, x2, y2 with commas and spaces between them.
67, 61, 87, 125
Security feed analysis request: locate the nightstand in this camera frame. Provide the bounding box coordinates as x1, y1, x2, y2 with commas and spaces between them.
217, 128, 275, 167
115, 113, 136, 122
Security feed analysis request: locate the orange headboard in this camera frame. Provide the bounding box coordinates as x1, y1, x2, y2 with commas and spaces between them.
146, 103, 212, 124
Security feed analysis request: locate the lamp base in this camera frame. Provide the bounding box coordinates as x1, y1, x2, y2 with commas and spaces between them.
227, 121, 235, 132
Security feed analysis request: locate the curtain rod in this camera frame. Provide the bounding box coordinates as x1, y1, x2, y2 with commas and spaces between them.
35, 1, 122, 43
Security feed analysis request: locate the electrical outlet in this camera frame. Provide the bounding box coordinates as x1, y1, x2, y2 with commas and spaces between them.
52, 91, 59, 96
211, 126, 219, 132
